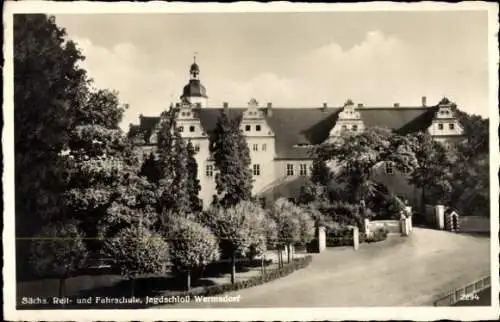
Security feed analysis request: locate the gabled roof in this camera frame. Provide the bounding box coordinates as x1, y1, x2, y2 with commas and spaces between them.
134, 105, 446, 159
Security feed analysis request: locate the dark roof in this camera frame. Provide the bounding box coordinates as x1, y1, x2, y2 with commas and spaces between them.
135, 106, 442, 159
358, 107, 435, 133
181, 79, 208, 99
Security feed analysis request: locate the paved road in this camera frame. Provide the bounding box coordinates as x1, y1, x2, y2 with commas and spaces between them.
169, 228, 490, 307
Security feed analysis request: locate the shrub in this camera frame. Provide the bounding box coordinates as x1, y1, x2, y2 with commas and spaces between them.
366, 227, 388, 243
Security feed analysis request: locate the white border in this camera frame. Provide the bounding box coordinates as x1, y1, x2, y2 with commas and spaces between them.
3, 2, 499, 321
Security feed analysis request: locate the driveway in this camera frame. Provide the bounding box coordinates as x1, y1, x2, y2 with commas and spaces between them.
168, 228, 490, 307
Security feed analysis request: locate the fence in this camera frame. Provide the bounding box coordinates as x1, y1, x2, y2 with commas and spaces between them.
433, 275, 491, 306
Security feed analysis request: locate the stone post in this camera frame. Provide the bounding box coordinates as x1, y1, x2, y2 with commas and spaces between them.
351, 226, 359, 250
436, 205, 445, 230
363, 218, 370, 236
317, 226, 326, 253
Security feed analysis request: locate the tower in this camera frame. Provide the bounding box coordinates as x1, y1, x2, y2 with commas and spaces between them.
180, 54, 208, 108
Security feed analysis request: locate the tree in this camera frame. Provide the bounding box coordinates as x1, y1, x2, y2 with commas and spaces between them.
14, 14, 89, 275
320, 127, 418, 205
200, 201, 267, 284
139, 152, 162, 184
30, 220, 87, 297
64, 112, 140, 250
209, 110, 253, 207
168, 217, 220, 290
105, 225, 169, 296
269, 198, 303, 265
186, 140, 203, 213
155, 108, 191, 218
407, 132, 454, 208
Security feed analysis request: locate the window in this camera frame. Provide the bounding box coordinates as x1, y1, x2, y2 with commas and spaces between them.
385, 162, 393, 175
253, 144, 258, 151
299, 164, 308, 176
189, 125, 195, 132
341, 125, 347, 131
262, 143, 267, 151
253, 164, 261, 176
178, 126, 184, 132
352, 124, 358, 131
194, 144, 200, 152
245, 125, 251, 132
256, 125, 261, 131
181, 112, 186, 116
438, 123, 444, 130
286, 164, 294, 176
205, 165, 213, 177
449, 123, 455, 130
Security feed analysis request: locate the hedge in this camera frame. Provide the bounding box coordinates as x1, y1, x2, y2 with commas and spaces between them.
326, 227, 388, 247
156, 255, 313, 305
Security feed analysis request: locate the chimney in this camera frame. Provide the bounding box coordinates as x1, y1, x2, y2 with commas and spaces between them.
394, 103, 400, 108
223, 102, 229, 113
267, 102, 272, 116
357, 103, 363, 108
422, 96, 427, 107
322, 102, 328, 111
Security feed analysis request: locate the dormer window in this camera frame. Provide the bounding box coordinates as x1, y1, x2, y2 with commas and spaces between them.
449, 123, 455, 130
256, 125, 261, 131
189, 125, 195, 132
438, 123, 444, 130
245, 125, 251, 132
352, 124, 358, 131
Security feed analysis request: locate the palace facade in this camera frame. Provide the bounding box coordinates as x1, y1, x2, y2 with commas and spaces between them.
129, 60, 464, 209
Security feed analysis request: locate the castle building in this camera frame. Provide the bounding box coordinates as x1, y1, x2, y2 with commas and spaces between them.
130, 59, 465, 209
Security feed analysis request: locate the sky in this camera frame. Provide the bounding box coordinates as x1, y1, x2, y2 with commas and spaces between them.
53, 11, 491, 130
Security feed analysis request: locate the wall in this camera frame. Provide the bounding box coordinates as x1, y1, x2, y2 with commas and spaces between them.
367, 220, 402, 235
459, 216, 490, 233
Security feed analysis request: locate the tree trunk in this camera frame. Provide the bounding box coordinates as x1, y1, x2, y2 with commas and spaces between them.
230, 252, 236, 284
186, 270, 191, 291
277, 248, 281, 269
287, 244, 291, 263
261, 256, 264, 276
130, 278, 135, 297
58, 278, 66, 308
58, 278, 65, 298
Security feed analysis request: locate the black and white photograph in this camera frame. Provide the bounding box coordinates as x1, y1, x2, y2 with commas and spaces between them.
3, 2, 499, 321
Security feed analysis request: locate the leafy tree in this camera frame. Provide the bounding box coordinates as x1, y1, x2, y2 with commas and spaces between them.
155, 108, 191, 219
209, 110, 253, 207
64, 111, 140, 250
29, 220, 88, 297
168, 217, 220, 290
310, 154, 333, 187
269, 198, 303, 264
105, 225, 169, 296
14, 14, 89, 275
407, 132, 454, 208
200, 201, 267, 284
139, 152, 162, 184
186, 140, 203, 213
320, 127, 418, 205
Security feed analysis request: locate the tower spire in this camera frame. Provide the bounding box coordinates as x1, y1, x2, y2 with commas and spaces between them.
189, 52, 200, 79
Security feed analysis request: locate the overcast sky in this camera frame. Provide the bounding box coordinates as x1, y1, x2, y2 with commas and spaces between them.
53, 11, 490, 129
